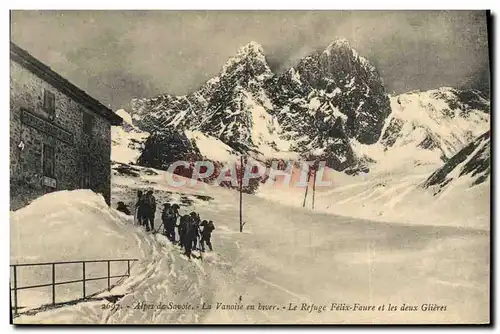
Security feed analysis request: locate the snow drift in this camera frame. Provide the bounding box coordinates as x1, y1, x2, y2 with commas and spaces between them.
10, 189, 144, 263
10, 190, 149, 316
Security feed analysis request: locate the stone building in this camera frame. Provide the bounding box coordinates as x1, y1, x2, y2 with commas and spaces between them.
10, 42, 122, 210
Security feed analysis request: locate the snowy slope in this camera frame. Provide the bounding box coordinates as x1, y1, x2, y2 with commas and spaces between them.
243, 91, 292, 156
185, 130, 239, 162
346, 88, 490, 173
382, 88, 489, 160
257, 159, 490, 231
423, 130, 490, 193
14, 163, 489, 324
111, 109, 149, 164
256, 131, 491, 231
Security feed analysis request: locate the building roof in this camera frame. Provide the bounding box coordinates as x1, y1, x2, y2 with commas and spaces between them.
10, 42, 123, 126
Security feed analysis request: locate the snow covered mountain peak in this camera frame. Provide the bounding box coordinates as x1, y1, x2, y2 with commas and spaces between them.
126, 40, 489, 176
323, 38, 357, 58
325, 38, 351, 49
240, 40, 265, 54
128, 39, 393, 171
220, 41, 272, 80
321, 38, 376, 73
270, 39, 392, 171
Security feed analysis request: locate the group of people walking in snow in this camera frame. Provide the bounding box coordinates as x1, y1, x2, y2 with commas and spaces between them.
164, 205, 216, 258
116, 189, 215, 260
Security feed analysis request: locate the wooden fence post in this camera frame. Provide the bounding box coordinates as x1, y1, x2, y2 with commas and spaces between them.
107, 260, 111, 291
12, 265, 18, 316
52, 264, 56, 305
82, 262, 86, 299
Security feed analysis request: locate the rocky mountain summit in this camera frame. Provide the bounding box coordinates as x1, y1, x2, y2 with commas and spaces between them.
130, 39, 393, 172
125, 39, 489, 175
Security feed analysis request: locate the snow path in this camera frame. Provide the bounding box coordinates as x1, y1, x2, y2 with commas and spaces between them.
256, 277, 311, 302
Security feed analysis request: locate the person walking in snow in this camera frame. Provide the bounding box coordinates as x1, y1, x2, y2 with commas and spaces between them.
162, 203, 178, 243
191, 212, 202, 250
171, 204, 181, 242
183, 212, 199, 259
200, 220, 215, 252
134, 190, 144, 225
116, 201, 131, 215
171, 204, 181, 241
140, 190, 157, 232
161, 202, 171, 234
178, 213, 190, 250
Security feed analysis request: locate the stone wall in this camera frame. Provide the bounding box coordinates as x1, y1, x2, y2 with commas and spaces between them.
10, 60, 112, 210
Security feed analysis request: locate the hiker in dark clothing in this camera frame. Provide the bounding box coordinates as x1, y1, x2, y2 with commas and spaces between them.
140, 190, 156, 232
191, 212, 201, 250
162, 203, 178, 243
183, 212, 199, 259
135, 190, 144, 225
178, 214, 190, 250
161, 202, 171, 234
200, 220, 215, 252
171, 204, 181, 241
116, 201, 131, 215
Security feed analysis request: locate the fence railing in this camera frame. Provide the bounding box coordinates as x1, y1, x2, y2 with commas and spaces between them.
10, 258, 139, 316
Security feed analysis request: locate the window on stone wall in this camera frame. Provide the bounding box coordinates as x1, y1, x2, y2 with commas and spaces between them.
83, 112, 93, 135
42, 144, 55, 178
81, 159, 92, 189
43, 89, 55, 119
